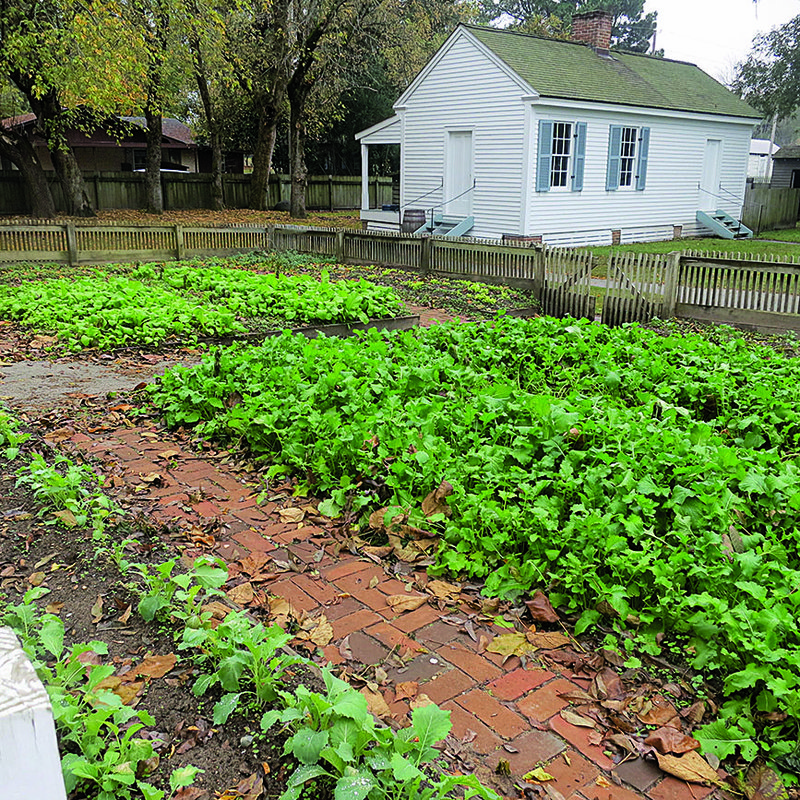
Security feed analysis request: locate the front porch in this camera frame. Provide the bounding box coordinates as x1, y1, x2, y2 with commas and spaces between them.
356, 116, 402, 232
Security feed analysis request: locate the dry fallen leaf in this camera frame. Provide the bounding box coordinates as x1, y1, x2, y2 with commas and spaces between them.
523, 767, 555, 782
395, 681, 419, 702
421, 479, 454, 518
487, 632, 536, 659
426, 579, 460, 601
91, 594, 104, 623
386, 594, 428, 613
134, 653, 177, 680
638, 696, 680, 727
655, 751, 723, 785
27, 571, 46, 586
526, 630, 570, 649
368, 575, 380, 589
307, 617, 334, 647
278, 507, 305, 523
644, 726, 701, 755
744, 761, 788, 800
409, 693, 434, 710
560, 708, 597, 728
362, 688, 392, 718
227, 582, 255, 606
53, 509, 78, 527
525, 590, 560, 623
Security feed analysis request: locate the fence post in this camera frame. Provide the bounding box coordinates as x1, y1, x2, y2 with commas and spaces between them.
335, 230, 345, 262
65, 223, 78, 266
534, 246, 546, 297
266, 224, 275, 252
174, 224, 185, 260
663, 251, 680, 318
420, 236, 431, 275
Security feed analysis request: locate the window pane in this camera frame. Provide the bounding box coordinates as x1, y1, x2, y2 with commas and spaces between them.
619, 127, 637, 187
551, 123, 572, 187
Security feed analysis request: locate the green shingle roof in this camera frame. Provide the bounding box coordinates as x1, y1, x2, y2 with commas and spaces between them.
465, 25, 761, 120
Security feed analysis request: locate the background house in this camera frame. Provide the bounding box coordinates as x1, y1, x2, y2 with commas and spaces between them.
358, 12, 761, 245
0, 115, 244, 174
748, 138, 776, 184
771, 145, 800, 189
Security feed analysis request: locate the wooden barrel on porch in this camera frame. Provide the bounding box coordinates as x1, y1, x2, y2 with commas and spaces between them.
401, 208, 425, 233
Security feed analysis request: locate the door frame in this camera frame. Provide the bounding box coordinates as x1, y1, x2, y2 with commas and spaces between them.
443, 129, 474, 216
699, 138, 722, 211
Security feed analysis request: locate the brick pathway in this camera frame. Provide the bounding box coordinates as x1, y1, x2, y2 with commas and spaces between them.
58, 417, 724, 800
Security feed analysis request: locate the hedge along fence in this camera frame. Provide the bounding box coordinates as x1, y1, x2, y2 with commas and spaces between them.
0, 171, 393, 214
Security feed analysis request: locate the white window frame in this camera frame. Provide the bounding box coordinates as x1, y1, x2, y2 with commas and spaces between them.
618, 126, 638, 188
550, 121, 573, 190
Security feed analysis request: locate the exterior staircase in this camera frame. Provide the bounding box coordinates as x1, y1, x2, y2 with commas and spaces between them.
696, 209, 753, 239
414, 213, 474, 237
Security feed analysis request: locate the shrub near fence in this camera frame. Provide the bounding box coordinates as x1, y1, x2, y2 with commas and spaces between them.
0, 171, 393, 214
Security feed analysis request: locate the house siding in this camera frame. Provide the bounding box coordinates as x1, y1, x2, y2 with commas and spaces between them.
525, 103, 754, 245
398, 32, 528, 238
772, 160, 800, 189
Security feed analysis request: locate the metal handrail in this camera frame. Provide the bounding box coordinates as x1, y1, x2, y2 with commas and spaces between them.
424, 180, 477, 230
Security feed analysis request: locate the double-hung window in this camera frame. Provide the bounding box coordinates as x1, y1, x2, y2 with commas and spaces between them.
536, 120, 587, 192
607, 125, 650, 191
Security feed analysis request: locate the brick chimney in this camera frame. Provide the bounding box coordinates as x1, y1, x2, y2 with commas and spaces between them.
571, 10, 613, 55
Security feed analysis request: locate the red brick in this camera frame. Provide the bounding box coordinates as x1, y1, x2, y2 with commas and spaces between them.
548, 714, 614, 770
269, 578, 320, 612
391, 603, 440, 634
582, 778, 646, 800
421, 668, 473, 704
486, 728, 566, 775
648, 777, 714, 800
439, 642, 501, 683
441, 701, 503, 755
334, 564, 387, 595
321, 559, 374, 581
321, 645, 345, 666
322, 596, 364, 620
332, 608, 382, 641
456, 689, 528, 739
415, 620, 463, 647
365, 621, 426, 654
488, 668, 554, 701
543, 750, 601, 797
233, 529, 275, 554
214, 540, 250, 562
352, 588, 392, 616
289, 574, 339, 606
375, 578, 409, 595
192, 500, 223, 518
517, 678, 580, 722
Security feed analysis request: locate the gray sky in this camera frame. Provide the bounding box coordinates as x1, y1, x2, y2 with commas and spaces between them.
643, 0, 798, 81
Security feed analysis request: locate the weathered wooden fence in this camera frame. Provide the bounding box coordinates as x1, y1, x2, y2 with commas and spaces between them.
3, 220, 800, 333
0, 171, 392, 214
742, 184, 800, 233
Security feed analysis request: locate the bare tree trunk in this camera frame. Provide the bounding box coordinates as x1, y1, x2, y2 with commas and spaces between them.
144, 106, 164, 213
0, 128, 57, 218
190, 34, 224, 210
249, 98, 281, 210
288, 85, 310, 219
14, 79, 95, 217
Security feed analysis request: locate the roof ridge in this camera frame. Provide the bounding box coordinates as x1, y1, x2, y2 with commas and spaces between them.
461, 22, 703, 68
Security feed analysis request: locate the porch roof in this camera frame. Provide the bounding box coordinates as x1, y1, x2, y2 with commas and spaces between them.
355, 115, 401, 145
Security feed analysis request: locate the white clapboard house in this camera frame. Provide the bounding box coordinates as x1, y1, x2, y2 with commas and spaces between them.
356, 12, 761, 245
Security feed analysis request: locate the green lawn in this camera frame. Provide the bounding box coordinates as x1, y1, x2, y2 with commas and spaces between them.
757, 223, 800, 243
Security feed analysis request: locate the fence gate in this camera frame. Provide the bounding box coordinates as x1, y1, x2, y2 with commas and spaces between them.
540, 249, 595, 319
602, 252, 669, 326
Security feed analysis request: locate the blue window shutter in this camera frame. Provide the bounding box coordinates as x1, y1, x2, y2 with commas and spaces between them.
606, 125, 622, 191
636, 127, 650, 191
536, 120, 553, 192
572, 122, 587, 191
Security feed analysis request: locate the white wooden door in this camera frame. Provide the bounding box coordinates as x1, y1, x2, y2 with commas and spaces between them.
445, 131, 473, 216
698, 139, 722, 211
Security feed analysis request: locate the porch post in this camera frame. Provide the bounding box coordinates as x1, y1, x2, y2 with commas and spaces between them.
361, 143, 370, 210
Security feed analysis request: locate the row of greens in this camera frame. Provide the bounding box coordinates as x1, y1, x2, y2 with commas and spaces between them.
150, 316, 800, 772
0, 258, 406, 350
0, 405, 497, 800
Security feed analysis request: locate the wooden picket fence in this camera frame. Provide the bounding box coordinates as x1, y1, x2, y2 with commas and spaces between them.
2, 220, 800, 333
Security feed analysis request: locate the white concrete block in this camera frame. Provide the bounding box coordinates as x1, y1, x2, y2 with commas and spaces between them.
0, 626, 67, 800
